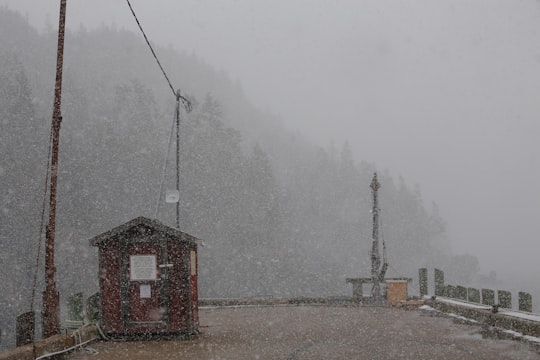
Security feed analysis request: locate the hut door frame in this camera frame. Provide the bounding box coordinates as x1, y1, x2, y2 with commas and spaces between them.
122, 241, 170, 330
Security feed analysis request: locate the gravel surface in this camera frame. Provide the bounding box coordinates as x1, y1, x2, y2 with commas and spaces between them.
67, 305, 540, 359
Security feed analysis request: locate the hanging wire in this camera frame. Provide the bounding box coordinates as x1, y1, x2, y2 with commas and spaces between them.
125, 0, 193, 224
379, 209, 406, 278
30, 127, 54, 312
379, 208, 387, 265
154, 109, 176, 218
125, 0, 191, 112
125, 0, 174, 96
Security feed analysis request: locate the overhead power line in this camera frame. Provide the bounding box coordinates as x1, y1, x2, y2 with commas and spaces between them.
125, 0, 191, 111
125, 0, 192, 231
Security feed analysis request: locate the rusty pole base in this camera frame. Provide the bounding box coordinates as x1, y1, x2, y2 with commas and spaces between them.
42, 289, 61, 339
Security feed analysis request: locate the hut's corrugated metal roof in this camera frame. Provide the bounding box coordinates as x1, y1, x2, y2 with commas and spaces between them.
89, 216, 200, 246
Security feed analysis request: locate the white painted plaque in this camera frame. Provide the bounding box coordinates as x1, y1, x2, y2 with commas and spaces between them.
140, 284, 151, 298
130, 255, 157, 281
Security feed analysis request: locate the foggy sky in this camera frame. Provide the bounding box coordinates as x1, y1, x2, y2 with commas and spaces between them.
2, 0, 540, 281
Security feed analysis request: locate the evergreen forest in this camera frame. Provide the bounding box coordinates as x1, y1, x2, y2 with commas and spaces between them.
0, 7, 482, 348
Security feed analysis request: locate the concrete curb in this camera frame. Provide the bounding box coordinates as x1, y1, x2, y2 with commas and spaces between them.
199, 296, 357, 307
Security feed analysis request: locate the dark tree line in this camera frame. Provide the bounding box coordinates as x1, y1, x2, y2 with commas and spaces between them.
0, 7, 480, 348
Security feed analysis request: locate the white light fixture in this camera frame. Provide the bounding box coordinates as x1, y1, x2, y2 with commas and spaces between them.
165, 190, 179, 203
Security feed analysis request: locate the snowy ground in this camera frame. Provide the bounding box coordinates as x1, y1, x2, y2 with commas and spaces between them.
66, 305, 539, 360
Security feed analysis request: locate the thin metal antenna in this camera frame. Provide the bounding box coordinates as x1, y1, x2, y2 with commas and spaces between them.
369, 172, 388, 303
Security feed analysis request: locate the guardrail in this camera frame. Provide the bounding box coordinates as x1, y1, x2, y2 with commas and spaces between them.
428, 297, 540, 338
419, 268, 533, 312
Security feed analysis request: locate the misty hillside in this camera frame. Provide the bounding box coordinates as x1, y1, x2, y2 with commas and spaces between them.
0, 7, 481, 343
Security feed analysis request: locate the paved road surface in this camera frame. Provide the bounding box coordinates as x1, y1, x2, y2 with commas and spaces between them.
68, 305, 540, 359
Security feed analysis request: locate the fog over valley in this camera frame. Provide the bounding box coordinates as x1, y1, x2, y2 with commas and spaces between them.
1, 2, 539, 347
13, 0, 537, 279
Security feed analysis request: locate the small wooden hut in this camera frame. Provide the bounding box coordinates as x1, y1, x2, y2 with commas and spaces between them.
89, 217, 199, 337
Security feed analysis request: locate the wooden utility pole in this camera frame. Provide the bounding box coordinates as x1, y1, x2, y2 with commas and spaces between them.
42, 0, 67, 338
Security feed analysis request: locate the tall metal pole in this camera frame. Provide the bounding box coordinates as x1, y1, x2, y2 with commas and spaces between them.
370, 173, 382, 301
175, 91, 181, 230
43, 0, 67, 338
174, 90, 193, 335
